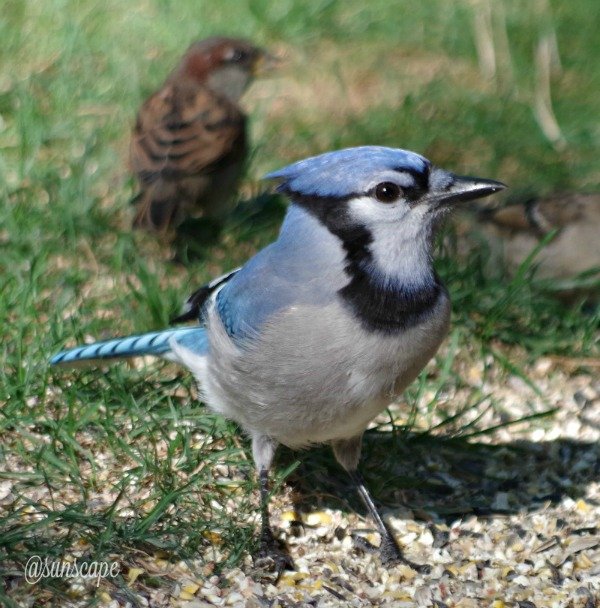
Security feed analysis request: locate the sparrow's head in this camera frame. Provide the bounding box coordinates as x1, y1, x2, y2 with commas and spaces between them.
177, 37, 270, 102
267, 146, 506, 281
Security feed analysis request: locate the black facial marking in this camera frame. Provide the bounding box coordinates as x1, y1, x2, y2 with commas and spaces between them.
393, 166, 430, 203
287, 189, 443, 332
400, 165, 430, 193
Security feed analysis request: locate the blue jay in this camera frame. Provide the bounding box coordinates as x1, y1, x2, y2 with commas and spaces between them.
51, 146, 505, 570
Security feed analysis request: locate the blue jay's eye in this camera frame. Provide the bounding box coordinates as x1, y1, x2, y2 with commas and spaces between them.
374, 182, 402, 203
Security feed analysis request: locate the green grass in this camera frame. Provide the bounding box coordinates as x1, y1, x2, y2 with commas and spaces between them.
1, 0, 599, 604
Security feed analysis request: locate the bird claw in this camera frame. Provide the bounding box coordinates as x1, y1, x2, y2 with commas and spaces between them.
379, 536, 431, 573
350, 532, 379, 554
352, 532, 431, 573
252, 531, 295, 580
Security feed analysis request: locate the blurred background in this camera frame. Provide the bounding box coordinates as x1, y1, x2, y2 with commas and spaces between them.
1, 0, 599, 603
1, 0, 599, 321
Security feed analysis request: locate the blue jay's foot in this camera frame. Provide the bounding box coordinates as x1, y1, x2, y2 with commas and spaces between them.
379, 535, 431, 573
253, 528, 295, 578
253, 467, 295, 576
349, 470, 431, 573
352, 532, 431, 573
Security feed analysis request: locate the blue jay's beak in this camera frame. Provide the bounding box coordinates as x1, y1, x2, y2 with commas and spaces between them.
432, 174, 507, 207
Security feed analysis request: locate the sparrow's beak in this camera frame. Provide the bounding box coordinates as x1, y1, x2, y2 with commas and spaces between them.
429, 172, 507, 207
253, 50, 282, 76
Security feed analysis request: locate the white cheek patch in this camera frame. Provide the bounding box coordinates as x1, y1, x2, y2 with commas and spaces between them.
370, 217, 431, 282
347, 197, 433, 285
347, 195, 411, 224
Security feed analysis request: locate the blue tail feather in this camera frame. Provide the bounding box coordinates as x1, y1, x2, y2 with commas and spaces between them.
50, 327, 206, 367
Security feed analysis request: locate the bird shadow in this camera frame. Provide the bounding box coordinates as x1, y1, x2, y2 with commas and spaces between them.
275, 430, 600, 524
173, 192, 287, 263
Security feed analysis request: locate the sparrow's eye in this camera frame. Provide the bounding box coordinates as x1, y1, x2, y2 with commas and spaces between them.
226, 48, 249, 63
374, 182, 402, 203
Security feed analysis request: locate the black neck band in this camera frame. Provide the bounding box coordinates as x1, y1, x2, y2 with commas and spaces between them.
287, 192, 443, 333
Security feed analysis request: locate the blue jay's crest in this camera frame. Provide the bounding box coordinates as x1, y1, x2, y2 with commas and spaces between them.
265, 146, 430, 199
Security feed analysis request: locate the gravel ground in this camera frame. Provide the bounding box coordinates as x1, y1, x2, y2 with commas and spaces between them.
125, 357, 600, 608
3, 355, 599, 607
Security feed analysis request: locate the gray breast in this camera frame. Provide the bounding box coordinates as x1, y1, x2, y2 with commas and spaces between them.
200, 292, 450, 449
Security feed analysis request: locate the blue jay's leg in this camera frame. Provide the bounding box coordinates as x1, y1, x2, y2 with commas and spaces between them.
251, 434, 294, 573
333, 436, 430, 572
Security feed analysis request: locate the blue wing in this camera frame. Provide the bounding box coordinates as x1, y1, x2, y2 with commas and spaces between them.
172, 267, 241, 324
214, 206, 344, 341
52, 202, 344, 366
215, 243, 296, 340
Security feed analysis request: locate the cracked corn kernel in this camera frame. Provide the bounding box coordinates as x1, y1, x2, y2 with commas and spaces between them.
304, 511, 333, 526
202, 531, 223, 544
127, 567, 144, 584
181, 582, 200, 595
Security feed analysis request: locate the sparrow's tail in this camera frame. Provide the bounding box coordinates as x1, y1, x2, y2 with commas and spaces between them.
131, 186, 182, 233
50, 327, 207, 368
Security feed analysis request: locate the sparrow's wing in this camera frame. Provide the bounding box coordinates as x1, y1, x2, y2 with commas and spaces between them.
530, 194, 597, 229
483, 194, 592, 238
484, 203, 532, 232
131, 80, 245, 181
130, 80, 246, 230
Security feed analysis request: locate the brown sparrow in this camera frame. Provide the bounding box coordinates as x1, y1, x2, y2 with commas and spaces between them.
130, 37, 270, 233
457, 192, 600, 298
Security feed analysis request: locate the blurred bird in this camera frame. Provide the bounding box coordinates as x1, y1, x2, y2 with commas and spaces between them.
52, 146, 505, 570
457, 192, 600, 298
130, 37, 271, 233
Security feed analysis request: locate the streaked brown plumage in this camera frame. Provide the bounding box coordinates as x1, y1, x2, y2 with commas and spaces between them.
457, 192, 600, 298
130, 37, 267, 233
